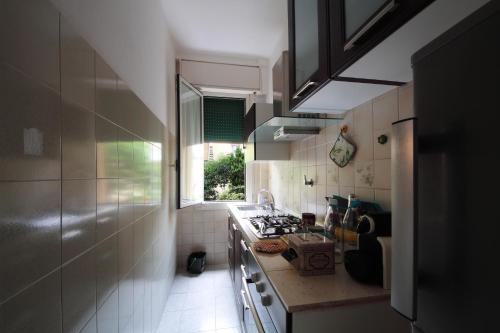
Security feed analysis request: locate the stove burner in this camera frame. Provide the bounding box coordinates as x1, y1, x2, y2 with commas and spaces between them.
248, 215, 301, 238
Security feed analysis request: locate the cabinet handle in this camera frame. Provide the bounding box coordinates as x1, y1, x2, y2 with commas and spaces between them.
232, 223, 237, 231
292, 80, 318, 100
240, 290, 250, 310
344, 0, 397, 51
241, 264, 249, 280
242, 277, 266, 333
240, 239, 249, 253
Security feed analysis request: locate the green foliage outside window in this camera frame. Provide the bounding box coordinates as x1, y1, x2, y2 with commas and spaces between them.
204, 148, 245, 201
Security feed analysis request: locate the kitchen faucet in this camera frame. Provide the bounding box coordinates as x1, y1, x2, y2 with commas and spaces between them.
257, 189, 275, 211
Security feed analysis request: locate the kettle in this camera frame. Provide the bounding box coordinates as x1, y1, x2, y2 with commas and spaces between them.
257, 189, 275, 211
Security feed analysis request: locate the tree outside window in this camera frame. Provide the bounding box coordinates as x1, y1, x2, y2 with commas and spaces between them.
204, 143, 245, 201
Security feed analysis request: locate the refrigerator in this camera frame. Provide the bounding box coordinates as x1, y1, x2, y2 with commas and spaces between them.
391, 1, 500, 332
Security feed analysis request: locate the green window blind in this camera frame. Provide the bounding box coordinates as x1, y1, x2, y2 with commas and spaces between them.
204, 97, 245, 143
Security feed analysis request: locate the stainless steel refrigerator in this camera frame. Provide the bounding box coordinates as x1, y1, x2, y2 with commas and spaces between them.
391, 1, 500, 332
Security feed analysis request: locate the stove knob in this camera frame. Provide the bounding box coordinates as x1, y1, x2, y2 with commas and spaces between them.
255, 282, 265, 293
261, 294, 272, 307
251, 272, 260, 282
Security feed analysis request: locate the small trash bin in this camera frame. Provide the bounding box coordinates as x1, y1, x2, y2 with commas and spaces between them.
187, 252, 206, 274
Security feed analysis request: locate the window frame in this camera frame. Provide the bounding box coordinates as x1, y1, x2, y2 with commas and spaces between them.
176, 74, 204, 209
177, 81, 249, 207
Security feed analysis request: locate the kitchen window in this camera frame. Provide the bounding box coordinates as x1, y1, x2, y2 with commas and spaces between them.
203, 97, 245, 202
177, 75, 245, 208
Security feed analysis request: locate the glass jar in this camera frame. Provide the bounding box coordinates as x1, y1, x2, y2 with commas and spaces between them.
327, 197, 344, 264
339, 194, 360, 260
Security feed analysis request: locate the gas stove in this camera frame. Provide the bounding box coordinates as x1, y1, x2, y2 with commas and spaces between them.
247, 214, 302, 238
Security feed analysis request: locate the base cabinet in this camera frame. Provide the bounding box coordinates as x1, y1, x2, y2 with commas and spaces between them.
228, 215, 235, 281
229, 211, 409, 333
228, 214, 242, 300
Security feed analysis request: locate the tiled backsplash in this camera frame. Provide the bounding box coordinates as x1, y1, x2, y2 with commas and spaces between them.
247, 84, 414, 222
245, 161, 270, 203
0, 0, 172, 332
176, 203, 231, 268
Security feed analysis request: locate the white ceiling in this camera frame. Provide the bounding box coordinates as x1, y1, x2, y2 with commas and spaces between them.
160, 0, 287, 59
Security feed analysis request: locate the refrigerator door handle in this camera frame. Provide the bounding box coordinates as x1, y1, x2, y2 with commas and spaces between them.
391, 118, 417, 320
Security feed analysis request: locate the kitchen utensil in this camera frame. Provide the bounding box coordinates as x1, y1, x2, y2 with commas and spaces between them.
344, 249, 382, 284
357, 215, 376, 234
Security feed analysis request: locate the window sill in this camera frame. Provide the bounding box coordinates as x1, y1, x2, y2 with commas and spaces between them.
178, 200, 246, 211
203, 200, 246, 204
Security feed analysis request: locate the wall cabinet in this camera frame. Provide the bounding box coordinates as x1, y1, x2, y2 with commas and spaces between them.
288, 0, 330, 110
330, 0, 434, 78
287, 0, 434, 111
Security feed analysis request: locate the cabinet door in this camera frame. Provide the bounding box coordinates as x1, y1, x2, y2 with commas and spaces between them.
234, 229, 242, 300
288, 0, 330, 110
227, 216, 235, 282
330, 0, 434, 79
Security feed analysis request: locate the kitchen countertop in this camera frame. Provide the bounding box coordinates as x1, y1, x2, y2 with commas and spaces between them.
228, 203, 391, 313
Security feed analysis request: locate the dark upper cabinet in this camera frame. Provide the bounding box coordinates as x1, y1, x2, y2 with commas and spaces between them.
330, 0, 434, 79
288, 0, 330, 110
288, 0, 436, 111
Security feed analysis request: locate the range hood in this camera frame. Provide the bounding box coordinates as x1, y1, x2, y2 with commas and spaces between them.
244, 51, 340, 144
245, 103, 333, 143
273, 126, 320, 141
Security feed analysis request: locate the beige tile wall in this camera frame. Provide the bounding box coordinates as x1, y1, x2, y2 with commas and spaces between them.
248, 83, 414, 223
175, 160, 270, 269
245, 161, 270, 203
176, 203, 230, 268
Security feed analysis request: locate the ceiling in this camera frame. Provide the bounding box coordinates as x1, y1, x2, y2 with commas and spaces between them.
160, 0, 287, 59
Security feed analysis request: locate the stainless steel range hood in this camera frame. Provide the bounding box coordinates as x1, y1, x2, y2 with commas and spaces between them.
273, 126, 320, 141
244, 51, 340, 145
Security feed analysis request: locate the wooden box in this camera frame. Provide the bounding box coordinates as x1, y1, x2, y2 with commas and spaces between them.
289, 233, 335, 276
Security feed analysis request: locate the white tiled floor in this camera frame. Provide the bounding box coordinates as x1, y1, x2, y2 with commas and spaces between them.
157, 265, 242, 333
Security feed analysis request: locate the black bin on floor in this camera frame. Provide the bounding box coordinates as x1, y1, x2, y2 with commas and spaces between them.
187, 252, 206, 274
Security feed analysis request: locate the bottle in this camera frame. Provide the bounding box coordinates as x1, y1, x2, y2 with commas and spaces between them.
324, 197, 336, 236
341, 194, 360, 257
327, 197, 344, 263
342, 194, 360, 230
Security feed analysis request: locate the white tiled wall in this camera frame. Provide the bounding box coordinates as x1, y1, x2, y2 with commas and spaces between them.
176, 161, 270, 269
176, 203, 230, 268
245, 161, 269, 203
247, 83, 414, 223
